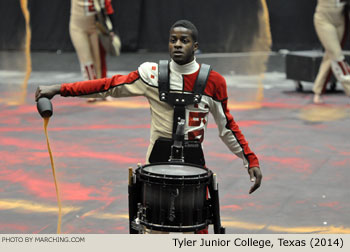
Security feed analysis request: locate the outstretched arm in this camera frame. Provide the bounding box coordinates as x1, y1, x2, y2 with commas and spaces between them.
35, 84, 61, 101
35, 67, 148, 103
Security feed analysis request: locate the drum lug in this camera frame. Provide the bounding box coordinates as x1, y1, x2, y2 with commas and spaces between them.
130, 219, 143, 233
131, 203, 147, 233
137, 203, 147, 220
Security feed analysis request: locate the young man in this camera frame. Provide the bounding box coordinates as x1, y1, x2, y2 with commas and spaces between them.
36, 19, 262, 201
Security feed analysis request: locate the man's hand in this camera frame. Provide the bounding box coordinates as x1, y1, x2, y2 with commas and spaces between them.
35, 84, 61, 101
109, 31, 115, 39
248, 167, 262, 194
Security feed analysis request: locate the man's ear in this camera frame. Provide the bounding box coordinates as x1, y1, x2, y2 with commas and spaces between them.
193, 42, 199, 52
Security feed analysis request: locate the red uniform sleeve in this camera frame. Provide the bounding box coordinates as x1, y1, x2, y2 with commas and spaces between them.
60, 71, 140, 96
206, 71, 260, 168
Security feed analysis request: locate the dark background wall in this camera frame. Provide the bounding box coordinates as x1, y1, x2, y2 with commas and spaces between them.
0, 0, 322, 53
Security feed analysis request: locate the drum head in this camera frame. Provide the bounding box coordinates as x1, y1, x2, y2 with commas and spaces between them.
143, 163, 207, 176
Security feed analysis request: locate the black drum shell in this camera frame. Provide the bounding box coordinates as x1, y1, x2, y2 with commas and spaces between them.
136, 162, 212, 232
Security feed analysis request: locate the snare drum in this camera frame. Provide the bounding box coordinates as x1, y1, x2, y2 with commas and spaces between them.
135, 162, 212, 232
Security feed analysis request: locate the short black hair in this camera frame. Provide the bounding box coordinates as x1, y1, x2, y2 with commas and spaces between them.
170, 20, 198, 42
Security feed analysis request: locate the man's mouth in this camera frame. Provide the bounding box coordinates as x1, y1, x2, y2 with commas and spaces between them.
173, 51, 183, 56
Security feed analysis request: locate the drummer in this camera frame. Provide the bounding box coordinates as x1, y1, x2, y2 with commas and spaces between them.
35, 19, 262, 232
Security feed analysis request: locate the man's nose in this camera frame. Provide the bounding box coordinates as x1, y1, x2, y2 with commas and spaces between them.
174, 40, 182, 47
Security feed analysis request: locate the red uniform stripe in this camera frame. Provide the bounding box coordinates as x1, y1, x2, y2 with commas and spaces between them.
221, 99, 260, 168
105, 0, 114, 14
338, 61, 347, 75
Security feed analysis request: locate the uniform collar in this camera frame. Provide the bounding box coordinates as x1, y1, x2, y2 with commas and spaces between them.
169, 58, 199, 75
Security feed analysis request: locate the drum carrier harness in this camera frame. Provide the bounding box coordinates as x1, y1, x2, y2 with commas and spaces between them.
149, 60, 211, 165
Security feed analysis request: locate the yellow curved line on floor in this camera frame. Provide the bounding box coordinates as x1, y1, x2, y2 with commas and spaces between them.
268, 225, 350, 234
228, 102, 263, 110
222, 219, 350, 234
299, 106, 349, 122
94, 100, 149, 109
0, 199, 128, 220
3, 199, 349, 233
83, 212, 129, 220
0, 98, 25, 106
222, 219, 266, 230
93, 99, 263, 110
0, 199, 80, 215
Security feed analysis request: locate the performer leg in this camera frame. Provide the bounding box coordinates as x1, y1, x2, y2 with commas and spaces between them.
82, 62, 97, 80
98, 40, 114, 101
315, 12, 344, 65
69, 16, 102, 102
335, 19, 350, 96
313, 10, 346, 103
89, 31, 102, 79
313, 53, 332, 103
69, 19, 97, 80
99, 40, 107, 78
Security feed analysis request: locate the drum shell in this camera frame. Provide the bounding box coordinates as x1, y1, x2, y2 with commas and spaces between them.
136, 163, 212, 232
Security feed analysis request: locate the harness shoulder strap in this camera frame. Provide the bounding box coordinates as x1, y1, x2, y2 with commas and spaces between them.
158, 60, 169, 101
192, 63, 211, 103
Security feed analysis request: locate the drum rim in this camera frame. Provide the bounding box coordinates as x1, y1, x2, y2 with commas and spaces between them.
140, 220, 208, 232
139, 162, 211, 178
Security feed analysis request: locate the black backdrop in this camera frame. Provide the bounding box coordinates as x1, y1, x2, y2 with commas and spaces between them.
0, 0, 321, 52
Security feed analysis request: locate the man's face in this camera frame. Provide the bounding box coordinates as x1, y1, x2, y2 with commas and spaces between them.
169, 27, 198, 65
